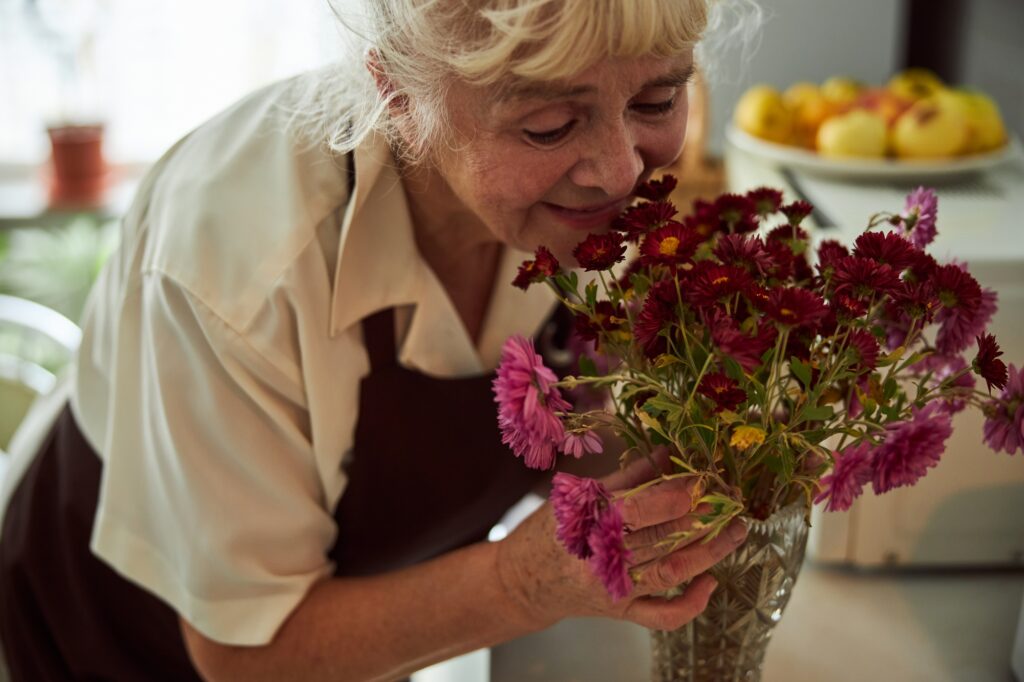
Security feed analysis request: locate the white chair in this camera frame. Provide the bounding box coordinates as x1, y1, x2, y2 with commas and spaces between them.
0, 294, 81, 451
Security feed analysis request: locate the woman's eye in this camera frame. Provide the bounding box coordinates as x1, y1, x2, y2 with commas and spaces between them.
524, 120, 576, 145
632, 97, 677, 116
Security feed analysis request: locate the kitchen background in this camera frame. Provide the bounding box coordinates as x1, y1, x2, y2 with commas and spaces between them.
1, 1, 1023, 680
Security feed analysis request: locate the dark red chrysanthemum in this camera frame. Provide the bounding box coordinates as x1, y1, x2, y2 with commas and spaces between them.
845, 329, 880, 374
832, 294, 868, 322
634, 175, 678, 202
817, 304, 839, 338
793, 253, 815, 283
714, 193, 758, 234
885, 280, 941, 324
830, 256, 900, 298
781, 200, 814, 226
573, 232, 626, 271
697, 372, 748, 413
684, 262, 754, 308
682, 199, 720, 239
640, 222, 701, 265
615, 257, 644, 291
974, 333, 1008, 391
932, 263, 985, 354
906, 250, 939, 283
816, 240, 850, 277
707, 309, 777, 372
746, 187, 784, 216
755, 287, 830, 328
574, 301, 626, 343
634, 278, 679, 358
763, 239, 797, 281
766, 224, 809, 245
745, 283, 772, 308
512, 246, 560, 290
612, 201, 677, 240
713, 233, 774, 277
853, 231, 919, 271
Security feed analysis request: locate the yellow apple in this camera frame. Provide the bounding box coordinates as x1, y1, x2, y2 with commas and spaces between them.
854, 87, 913, 127
891, 97, 970, 158
887, 68, 945, 102
817, 109, 888, 158
820, 76, 864, 106
734, 85, 794, 144
784, 82, 833, 148
951, 89, 1008, 153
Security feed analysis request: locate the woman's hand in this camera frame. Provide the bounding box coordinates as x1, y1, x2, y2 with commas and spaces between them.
495, 449, 748, 632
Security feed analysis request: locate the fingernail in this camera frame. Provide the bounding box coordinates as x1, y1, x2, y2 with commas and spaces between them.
727, 519, 748, 543
692, 478, 706, 499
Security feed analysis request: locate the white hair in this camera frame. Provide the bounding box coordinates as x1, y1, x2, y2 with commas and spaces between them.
283, 0, 762, 163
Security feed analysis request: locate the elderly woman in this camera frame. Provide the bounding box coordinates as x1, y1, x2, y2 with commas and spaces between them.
0, 1, 750, 680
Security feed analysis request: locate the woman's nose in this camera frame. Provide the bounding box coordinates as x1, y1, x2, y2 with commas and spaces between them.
568, 122, 644, 199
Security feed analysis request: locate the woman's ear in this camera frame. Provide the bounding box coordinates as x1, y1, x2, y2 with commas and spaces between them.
366, 49, 408, 113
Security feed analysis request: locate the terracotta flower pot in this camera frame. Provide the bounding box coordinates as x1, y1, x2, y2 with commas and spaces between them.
47, 123, 108, 207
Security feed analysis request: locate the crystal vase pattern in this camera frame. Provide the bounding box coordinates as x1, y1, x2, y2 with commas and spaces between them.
650, 501, 810, 682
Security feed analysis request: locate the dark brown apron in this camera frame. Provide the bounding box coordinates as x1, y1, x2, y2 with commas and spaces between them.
0, 306, 570, 681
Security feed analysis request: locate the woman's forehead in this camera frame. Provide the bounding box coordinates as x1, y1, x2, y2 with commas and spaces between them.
493, 58, 696, 105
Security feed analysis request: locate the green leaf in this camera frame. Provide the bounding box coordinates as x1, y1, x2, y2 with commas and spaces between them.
790, 357, 811, 388
883, 376, 898, 403
577, 354, 598, 377
722, 357, 744, 382
717, 409, 743, 424
800, 429, 829, 445
802, 404, 834, 421
650, 431, 672, 446
585, 281, 598, 308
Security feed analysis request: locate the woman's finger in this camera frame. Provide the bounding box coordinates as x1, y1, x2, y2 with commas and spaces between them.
616, 476, 704, 532
599, 446, 672, 491
624, 503, 715, 565
621, 573, 719, 631
629, 518, 748, 596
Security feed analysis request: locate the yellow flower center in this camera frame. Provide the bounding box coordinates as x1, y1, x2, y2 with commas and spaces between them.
659, 236, 680, 256
712, 276, 730, 286
780, 307, 795, 318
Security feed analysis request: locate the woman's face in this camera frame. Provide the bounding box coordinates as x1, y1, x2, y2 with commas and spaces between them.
415, 52, 694, 263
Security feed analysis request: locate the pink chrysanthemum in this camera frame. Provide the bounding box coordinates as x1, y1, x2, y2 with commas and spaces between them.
587, 503, 633, 601
983, 364, 1024, 455
901, 187, 938, 248
550, 473, 610, 559
814, 442, 874, 512
871, 402, 953, 494
560, 430, 604, 458
493, 336, 572, 469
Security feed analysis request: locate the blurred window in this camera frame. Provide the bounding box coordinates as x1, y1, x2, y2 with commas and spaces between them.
0, 0, 345, 165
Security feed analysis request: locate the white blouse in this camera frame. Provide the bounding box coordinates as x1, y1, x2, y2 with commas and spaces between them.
2, 74, 558, 647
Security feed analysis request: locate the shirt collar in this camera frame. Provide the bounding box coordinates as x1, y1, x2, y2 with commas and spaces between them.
328, 133, 558, 374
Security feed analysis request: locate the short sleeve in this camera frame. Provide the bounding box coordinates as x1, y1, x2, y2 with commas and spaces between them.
89, 272, 337, 646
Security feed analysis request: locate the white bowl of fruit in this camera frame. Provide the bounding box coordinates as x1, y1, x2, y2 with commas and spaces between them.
727, 69, 1019, 181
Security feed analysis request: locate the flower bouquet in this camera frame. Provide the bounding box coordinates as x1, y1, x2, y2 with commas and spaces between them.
493, 177, 1021, 680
